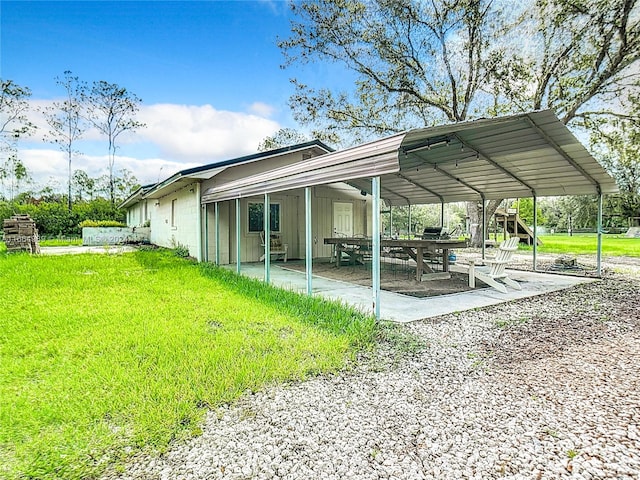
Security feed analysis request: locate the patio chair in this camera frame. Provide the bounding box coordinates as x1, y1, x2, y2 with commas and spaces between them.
259, 231, 288, 262
468, 236, 521, 294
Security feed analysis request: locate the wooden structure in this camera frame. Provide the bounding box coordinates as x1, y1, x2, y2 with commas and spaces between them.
324, 237, 467, 281
2, 214, 40, 253
493, 208, 542, 246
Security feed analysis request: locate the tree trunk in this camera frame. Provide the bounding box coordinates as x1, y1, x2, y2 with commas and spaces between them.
466, 199, 502, 247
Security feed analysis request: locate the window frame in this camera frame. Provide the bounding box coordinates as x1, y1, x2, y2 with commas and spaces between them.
247, 201, 281, 234
171, 198, 177, 228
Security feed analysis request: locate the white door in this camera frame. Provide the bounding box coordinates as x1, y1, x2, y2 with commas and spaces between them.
333, 202, 353, 237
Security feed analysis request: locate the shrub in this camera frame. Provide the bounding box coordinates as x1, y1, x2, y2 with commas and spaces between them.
78, 220, 127, 228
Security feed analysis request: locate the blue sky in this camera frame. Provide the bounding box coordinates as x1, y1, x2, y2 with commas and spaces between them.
1, 0, 346, 189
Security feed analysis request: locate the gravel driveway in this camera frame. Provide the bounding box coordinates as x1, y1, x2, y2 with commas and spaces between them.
104, 259, 640, 480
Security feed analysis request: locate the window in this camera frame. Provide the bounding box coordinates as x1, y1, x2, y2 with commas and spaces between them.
171, 199, 177, 228
248, 202, 280, 233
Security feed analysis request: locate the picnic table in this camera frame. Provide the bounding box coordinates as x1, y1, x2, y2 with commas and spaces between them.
324, 237, 468, 281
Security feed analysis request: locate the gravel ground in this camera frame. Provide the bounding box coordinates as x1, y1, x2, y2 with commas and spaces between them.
103, 258, 640, 480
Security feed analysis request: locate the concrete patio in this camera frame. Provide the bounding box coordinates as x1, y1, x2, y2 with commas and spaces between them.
225, 262, 596, 323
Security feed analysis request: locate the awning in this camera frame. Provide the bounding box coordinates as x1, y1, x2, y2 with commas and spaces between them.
202, 110, 618, 204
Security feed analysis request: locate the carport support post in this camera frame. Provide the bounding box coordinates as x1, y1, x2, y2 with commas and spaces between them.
235, 198, 241, 274
440, 201, 445, 228
264, 193, 271, 284
408, 204, 412, 238
203, 203, 209, 263
214, 202, 220, 265
372, 177, 381, 320
532, 196, 537, 271
481, 197, 487, 259
305, 187, 313, 295
597, 193, 603, 277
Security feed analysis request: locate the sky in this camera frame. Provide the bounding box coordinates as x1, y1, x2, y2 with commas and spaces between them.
1, 0, 348, 191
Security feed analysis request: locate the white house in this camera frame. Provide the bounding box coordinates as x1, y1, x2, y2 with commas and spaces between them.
121, 141, 374, 262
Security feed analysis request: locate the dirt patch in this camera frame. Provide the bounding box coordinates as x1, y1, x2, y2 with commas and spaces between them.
280, 260, 485, 298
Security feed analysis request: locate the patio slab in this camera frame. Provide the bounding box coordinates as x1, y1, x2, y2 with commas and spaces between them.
226, 262, 596, 323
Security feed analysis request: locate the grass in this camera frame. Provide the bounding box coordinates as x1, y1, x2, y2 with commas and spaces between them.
0, 248, 377, 479
517, 234, 640, 257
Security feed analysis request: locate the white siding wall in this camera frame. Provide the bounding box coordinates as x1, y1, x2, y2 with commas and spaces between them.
205, 182, 371, 264
149, 182, 200, 256
125, 200, 149, 228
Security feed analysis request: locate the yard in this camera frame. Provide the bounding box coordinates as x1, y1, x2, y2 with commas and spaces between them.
0, 248, 377, 479
525, 233, 640, 257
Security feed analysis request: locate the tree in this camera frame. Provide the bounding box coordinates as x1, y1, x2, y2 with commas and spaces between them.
280, 0, 640, 245
281, 0, 508, 145
1, 80, 35, 203
82, 80, 144, 205
493, 0, 640, 126
510, 198, 546, 226
113, 168, 140, 203
587, 106, 640, 221
71, 169, 96, 202
1, 79, 36, 145
42, 71, 86, 211
258, 128, 310, 151
0, 152, 32, 202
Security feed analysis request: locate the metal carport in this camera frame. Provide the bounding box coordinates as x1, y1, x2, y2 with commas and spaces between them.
202, 110, 618, 319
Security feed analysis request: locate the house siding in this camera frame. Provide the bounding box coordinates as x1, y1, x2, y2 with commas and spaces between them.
205, 183, 370, 264
149, 182, 200, 256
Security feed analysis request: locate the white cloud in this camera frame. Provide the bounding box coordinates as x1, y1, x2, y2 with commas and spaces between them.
248, 101, 276, 118
17, 148, 201, 190
17, 100, 284, 191
136, 103, 280, 161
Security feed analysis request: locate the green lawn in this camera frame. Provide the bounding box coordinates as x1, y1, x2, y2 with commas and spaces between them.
520, 234, 640, 257
0, 248, 377, 479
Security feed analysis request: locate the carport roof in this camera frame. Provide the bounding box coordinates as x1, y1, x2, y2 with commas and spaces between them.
201, 110, 618, 205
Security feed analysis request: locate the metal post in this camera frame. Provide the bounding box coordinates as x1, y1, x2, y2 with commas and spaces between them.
214, 202, 220, 265
204, 203, 209, 263
408, 203, 412, 239
264, 193, 271, 284
235, 198, 241, 274
389, 206, 393, 237
305, 187, 313, 295
195, 183, 203, 262
372, 177, 381, 320
532, 195, 537, 271
481, 197, 486, 259
597, 193, 603, 277
440, 201, 445, 227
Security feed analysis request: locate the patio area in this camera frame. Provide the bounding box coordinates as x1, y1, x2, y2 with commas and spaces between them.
226, 261, 595, 323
